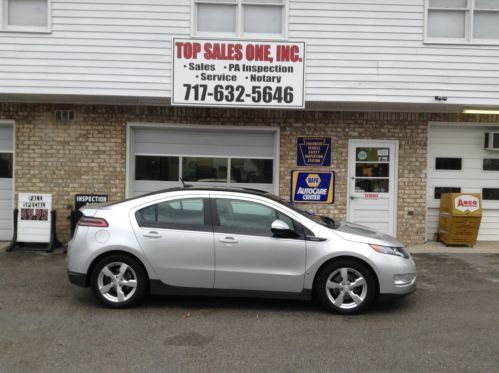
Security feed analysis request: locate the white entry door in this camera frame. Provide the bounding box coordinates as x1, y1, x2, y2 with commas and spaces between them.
347, 140, 398, 236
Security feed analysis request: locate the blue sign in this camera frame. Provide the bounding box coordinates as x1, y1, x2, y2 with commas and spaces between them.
297, 137, 332, 166
291, 171, 335, 204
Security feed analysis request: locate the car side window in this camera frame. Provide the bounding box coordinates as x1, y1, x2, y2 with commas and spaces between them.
214, 198, 299, 237
136, 198, 210, 231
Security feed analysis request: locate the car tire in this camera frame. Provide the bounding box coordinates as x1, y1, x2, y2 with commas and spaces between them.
90, 254, 147, 308
316, 259, 376, 314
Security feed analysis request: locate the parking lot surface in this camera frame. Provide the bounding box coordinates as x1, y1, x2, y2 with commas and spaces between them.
0, 249, 498, 373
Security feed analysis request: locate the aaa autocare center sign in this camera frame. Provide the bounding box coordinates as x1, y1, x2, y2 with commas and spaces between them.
172, 38, 305, 108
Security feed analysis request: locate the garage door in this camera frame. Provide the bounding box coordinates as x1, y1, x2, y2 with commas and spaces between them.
0, 123, 14, 241
129, 126, 278, 197
427, 124, 499, 241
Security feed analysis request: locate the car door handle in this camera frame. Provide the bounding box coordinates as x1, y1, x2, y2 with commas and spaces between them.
143, 231, 162, 239
219, 236, 238, 244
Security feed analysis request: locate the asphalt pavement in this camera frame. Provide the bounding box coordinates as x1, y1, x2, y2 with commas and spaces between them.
0, 248, 498, 373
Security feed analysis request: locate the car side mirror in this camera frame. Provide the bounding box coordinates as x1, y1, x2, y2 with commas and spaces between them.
271, 220, 299, 238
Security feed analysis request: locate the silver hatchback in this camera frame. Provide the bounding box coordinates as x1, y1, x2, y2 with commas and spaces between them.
67, 187, 416, 314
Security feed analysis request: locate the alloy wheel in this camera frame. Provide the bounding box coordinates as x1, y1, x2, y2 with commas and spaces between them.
325, 267, 368, 310
97, 262, 138, 303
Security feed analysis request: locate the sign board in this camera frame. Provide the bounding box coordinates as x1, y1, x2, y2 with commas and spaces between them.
172, 38, 305, 108
291, 171, 335, 203
454, 195, 481, 213
17, 193, 51, 243
75, 194, 108, 211
297, 137, 331, 166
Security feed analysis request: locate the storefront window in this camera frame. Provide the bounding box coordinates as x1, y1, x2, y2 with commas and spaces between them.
182, 157, 228, 182
231, 158, 273, 184
135, 156, 179, 181
0, 153, 13, 178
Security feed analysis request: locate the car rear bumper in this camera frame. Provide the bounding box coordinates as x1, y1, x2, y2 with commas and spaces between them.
68, 271, 88, 287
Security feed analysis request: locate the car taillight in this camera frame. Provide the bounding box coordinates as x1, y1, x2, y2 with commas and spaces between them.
78, 217, 109, 228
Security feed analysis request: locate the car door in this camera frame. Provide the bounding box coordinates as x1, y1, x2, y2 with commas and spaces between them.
132, 196, 215, 288
212, 196, 307, 293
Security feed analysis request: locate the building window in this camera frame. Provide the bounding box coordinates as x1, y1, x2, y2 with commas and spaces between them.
1, 0, 50, 31
435, 157, 462, 170
194, 0, 285, 37
426, 0, 499, 43
483, 188, 499, 200
434, 187, 461, 199
483, 158, 499, 171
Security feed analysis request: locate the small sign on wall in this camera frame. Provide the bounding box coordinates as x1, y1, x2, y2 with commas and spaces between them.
297, 137, 332, 166
291, 171, 335, 204
17, 193, 52, 243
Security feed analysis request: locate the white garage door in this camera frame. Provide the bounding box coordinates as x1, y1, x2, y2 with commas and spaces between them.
427, 124, 499, 241
0, 123, 14, 241
129, 126, 278, 197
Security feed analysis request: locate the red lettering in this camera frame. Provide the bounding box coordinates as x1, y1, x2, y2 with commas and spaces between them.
176, 42, 201, 59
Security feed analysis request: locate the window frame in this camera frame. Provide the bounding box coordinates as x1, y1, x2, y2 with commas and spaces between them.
191, 0, 288, 40
424, 0, 499, 45
0, 0, 52, 33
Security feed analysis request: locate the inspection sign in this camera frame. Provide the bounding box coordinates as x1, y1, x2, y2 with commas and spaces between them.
297, 137, 332, 166
291, 171, 335, 204
172, 38, 305, 108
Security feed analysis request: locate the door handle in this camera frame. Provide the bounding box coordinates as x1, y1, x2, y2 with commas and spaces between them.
219, 236, 238, 244
143, 231, 162, 239
350, 196, 356, 200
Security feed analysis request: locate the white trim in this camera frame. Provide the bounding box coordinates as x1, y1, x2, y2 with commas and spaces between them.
126, 123, 280, 198
0, 119, 15, 239
429, 121, 499, 128
347, 139, 399, 237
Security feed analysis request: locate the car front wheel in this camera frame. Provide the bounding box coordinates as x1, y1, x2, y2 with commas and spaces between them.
90, 255, 147, 308
316, 260, 376, 314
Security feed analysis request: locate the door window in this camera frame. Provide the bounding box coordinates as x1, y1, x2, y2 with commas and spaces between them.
354, 147, 390, 193
214, 198, 296, 237
0, 153, 13, 178
136, 198, 210, 231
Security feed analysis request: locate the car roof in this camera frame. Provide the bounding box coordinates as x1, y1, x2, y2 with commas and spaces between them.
142, 186, 271, 198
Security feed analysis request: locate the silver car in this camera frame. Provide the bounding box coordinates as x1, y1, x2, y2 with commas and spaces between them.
67, 187, 416, 314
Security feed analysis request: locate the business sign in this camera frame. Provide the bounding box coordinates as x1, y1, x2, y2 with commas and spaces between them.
172, 38, 305, 108
17, 193, 52, 243
75, 194, 108, 211
297, 137, 331, 166
454, 195, 480, 213
291, 171, 335, 203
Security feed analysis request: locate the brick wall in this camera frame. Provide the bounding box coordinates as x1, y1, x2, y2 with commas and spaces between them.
1, 103, 498, 244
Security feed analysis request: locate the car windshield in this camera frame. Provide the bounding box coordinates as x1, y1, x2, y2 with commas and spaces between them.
267, 194, 337, 228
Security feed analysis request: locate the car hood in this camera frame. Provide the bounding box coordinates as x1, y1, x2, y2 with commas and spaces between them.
331, 221, 405, 247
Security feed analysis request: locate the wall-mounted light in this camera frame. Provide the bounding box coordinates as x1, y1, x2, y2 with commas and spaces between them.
463, 109, 499, 115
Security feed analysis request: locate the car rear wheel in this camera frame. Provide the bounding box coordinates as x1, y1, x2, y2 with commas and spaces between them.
316, 260, 376, 314
90, 255, 147, 308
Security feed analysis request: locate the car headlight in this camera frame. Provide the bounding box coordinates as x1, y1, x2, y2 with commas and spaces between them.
369, 244, 410, 259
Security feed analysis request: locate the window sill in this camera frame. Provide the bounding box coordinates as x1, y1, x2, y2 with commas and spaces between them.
192, 32, 287, 41
1, 26, 51, 34
424, 38, 499, 46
